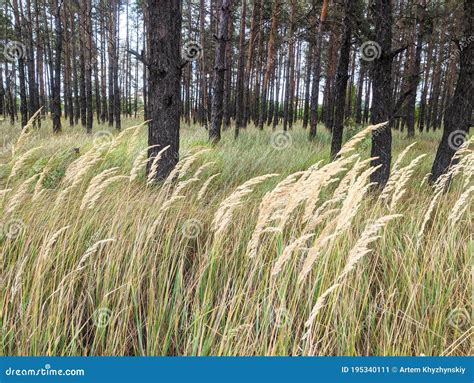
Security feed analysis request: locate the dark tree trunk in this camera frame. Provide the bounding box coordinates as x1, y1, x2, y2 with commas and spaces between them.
145, 0, 182, 180
108, 0, 116, 127
113, 2, 121, 131
51, 0, 62, 133
100, 0, 108, 123
235, 0, 247, 138
330, 0, 353, 158
85, 0, 93, 133
418, 37, 434, 132
302, 43, 313, 129
309, 0, 328, 140
253, 0, 264, 125
430, 0, 473, 184
210, 0, 233, 143
79, 13, 87, 128
0, 65, 4, 117
259, 0, 279, 130
370, 0, 393, 188
355, 60, 366, 124
11, 0, 28, 127
223, 11, 234, 130
405, 0, 426, 138
72, 14, 80, 126
242, 0, 258, 128
25, 0, 39, 120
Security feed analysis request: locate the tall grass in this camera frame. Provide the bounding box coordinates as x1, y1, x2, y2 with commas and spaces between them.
0, 117, 472, 356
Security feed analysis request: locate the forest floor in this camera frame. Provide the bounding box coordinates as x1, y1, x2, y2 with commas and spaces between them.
0, 117, 472, 356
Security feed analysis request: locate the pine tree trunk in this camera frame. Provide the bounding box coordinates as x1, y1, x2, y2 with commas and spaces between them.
330, 0, 353, 158
11, 0, 28, 127
418, 37, 434, 132
145, 0, 182, 180
430, 0, 473, 184
405, 0, 426, 138
370, 0, 393, 188
210, 0, 233, 143
309, 0, 328, 140
235, 0, 247, 138
51, 0, 62, 133
355, 60, 366, 124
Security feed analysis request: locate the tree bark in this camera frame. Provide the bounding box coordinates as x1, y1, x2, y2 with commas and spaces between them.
235, 0, 247, 138
51, 0, 62, 133
210, 0, 233, 143
309, 0, 328, 140
405, 0, 426, 138
145, 0, 182, 180
430, 0, 473, 184
370, 0, 393, 188
330, 0, 354, 158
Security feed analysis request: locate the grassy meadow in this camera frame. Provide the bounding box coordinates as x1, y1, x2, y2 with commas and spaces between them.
0, 116, 472, 356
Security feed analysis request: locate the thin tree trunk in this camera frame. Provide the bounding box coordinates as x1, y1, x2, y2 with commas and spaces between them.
210, 0, 233, 143
51, 0, 62, 133
235, 0, 247, 138
309, 0, 328, 140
